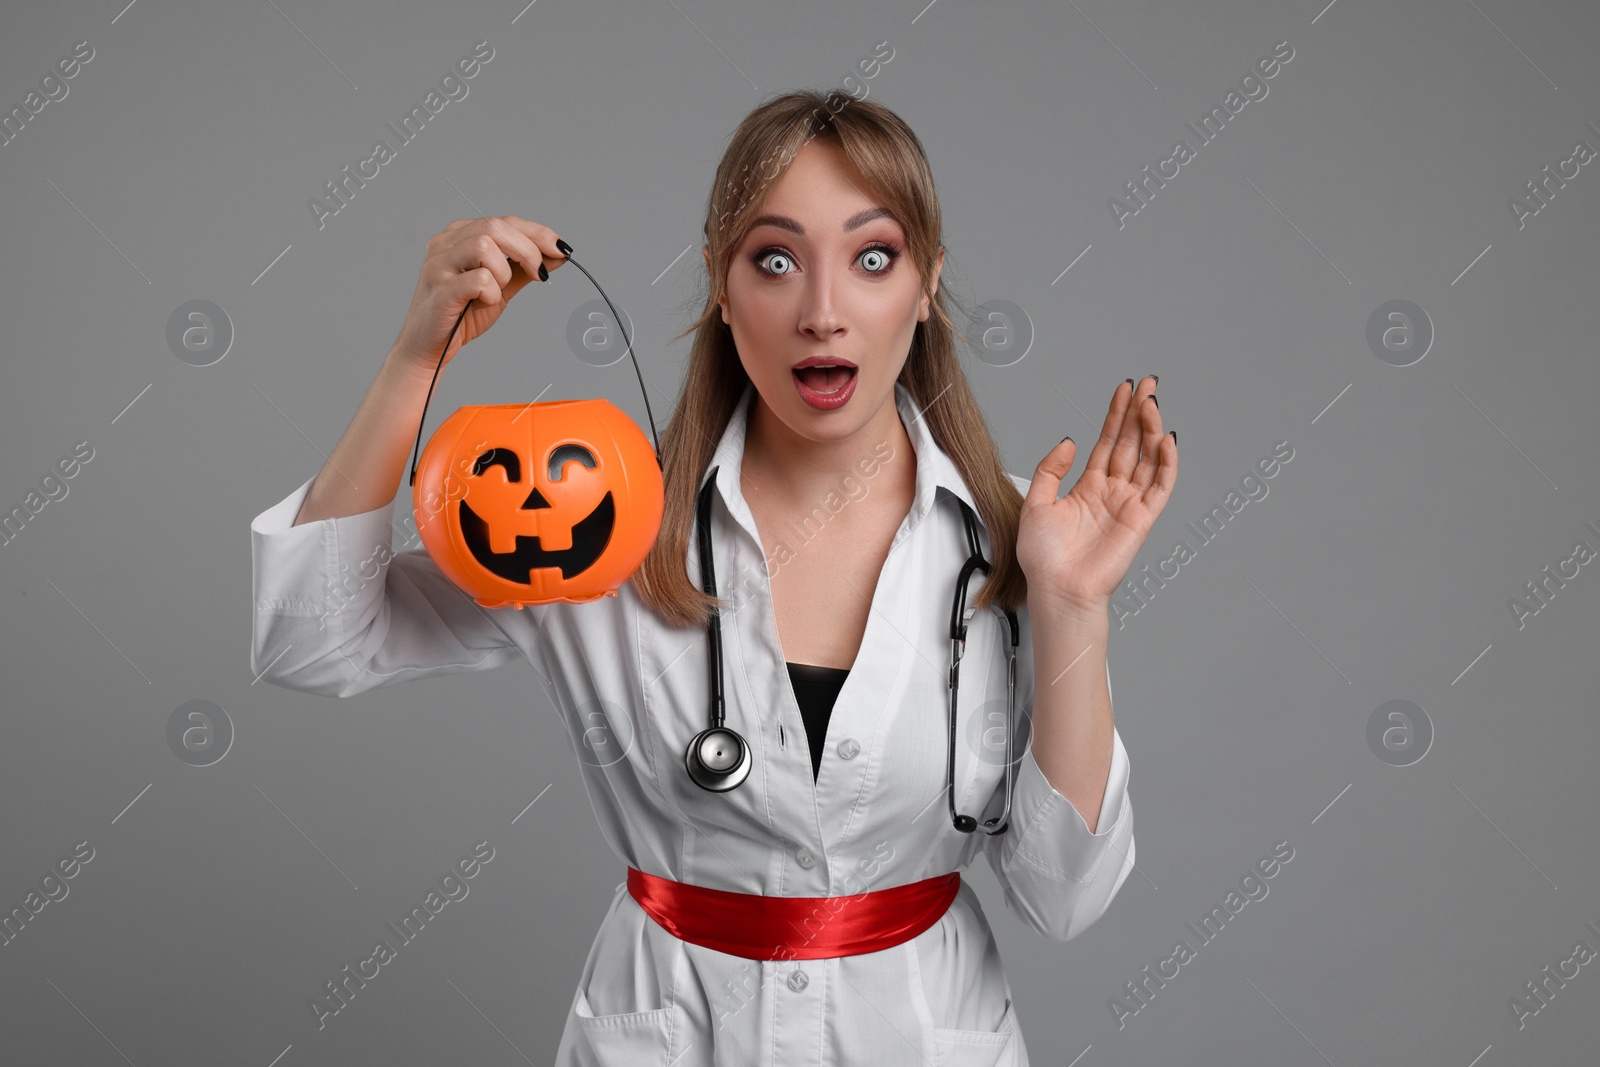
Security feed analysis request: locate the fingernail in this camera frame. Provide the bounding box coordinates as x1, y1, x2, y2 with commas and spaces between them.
556, 238, 573, 256
1150, 394, 1158, 409
538, 263, 549, 282
1059, 434, 1072, 444
1151, 374, 1159, 385
1124, 377, 1134, 387
1170, 430, 1177, 443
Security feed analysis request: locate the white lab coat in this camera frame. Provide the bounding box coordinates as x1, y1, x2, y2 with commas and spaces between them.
250, 379, 1134, 1067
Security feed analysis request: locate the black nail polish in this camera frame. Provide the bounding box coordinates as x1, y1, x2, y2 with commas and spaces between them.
538, 263, 548, 282
1059, 434, 1072, 444
1170, 430, 1177, 443
1151, 374, 1159, 385
1150, 394, 1158, 409
556, 238, 573, 256
1124, 377, 1134, 386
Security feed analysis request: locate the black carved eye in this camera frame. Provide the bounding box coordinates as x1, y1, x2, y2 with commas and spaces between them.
548, 443, 597, 482
471, 447, 521, 481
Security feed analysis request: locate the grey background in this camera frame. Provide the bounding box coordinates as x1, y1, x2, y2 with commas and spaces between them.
2, 0, 1597, 1064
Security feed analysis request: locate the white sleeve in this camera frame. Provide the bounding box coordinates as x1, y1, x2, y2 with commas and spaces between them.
983, 658, 1135, 942
250, 474, 545, 698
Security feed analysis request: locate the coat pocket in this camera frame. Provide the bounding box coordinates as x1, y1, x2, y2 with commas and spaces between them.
930, 995, 1019, 1067
572, 984, 672, 1066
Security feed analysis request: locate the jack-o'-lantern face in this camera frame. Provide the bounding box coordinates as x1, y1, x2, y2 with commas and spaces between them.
411, 400, 663, 609
458, 442, 615, 582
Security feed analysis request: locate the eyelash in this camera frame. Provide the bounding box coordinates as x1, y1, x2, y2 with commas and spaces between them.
749, 242, 902, 278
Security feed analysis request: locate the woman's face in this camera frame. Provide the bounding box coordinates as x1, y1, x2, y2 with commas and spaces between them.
708, 139, 943, 444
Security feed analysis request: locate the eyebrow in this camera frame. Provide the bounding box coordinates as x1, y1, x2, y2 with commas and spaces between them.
746, 206, 899, 237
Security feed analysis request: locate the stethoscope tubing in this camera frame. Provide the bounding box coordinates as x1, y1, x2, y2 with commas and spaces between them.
407, 241, 1020, 834
689, 470, 1019, 835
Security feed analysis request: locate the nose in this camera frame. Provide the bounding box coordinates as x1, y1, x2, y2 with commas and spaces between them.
796, 260, 844, 340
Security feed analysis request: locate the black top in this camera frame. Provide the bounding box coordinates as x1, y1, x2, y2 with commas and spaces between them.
785, 661, 850, 781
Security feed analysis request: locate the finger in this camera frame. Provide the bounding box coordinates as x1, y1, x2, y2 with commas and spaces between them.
1107, 376, 1156, 483
440, 232, 515, 290
492, 215, 571, 274
1128, 388, 1166, 493
483, 220, 560, 298
480, 217, 550, 283
455, 265, 505, 308
1081, 378, 1135, 480
438, 217, 569, 279
1142, 430, 1178, 510
1024, 434, 1079, 509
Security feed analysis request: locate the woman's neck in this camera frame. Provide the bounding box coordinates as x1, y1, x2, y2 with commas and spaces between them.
740, 387, 915, 506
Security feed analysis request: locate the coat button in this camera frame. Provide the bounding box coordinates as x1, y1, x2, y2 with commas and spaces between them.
787, 969, 809, 991
796, 848, 815, 869
836, 737, 860, 760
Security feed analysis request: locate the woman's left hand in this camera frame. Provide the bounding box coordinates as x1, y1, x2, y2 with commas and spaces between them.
1016, 375, 1177, 618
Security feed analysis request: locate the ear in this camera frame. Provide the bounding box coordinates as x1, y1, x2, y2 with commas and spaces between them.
704, 244, 731, 326
919, 245, 946, 323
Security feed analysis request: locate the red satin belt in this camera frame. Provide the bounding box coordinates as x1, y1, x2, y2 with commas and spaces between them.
626, 866, 961, 961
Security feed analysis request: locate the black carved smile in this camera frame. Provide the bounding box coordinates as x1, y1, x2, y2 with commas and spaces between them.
456, 443, 616, 582
459, 492, 615, 582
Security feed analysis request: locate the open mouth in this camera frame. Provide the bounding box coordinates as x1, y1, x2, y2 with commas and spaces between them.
792, 365, 857, 394
792, 363, 859, 409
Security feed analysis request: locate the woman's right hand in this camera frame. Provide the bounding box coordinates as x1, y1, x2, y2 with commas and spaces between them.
389, 216, 570, 374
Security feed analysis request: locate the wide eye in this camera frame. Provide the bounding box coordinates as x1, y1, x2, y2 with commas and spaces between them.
548, 443, 597, 482
755, 250, 795, 276
472, 447, 521, 481
859, 247, 893, 273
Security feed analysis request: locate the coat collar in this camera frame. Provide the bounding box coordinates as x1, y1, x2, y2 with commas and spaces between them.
696, 379, 982, 552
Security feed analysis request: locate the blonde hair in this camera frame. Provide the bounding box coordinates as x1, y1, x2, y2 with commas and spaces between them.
631, 88, 1029, 629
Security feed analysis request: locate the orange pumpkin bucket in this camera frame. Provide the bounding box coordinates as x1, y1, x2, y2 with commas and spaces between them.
406, 251, 664, 609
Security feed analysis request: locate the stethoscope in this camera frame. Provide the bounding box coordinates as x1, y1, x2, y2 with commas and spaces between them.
685, 466, 1022, 835
414, 241, 1019, 835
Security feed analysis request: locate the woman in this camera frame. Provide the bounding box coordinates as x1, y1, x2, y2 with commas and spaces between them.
251, 89, 1175, 1066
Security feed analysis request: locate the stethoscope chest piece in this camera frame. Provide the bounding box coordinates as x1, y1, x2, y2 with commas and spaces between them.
686, 466, 1017, 832
685, 725, 752, 791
